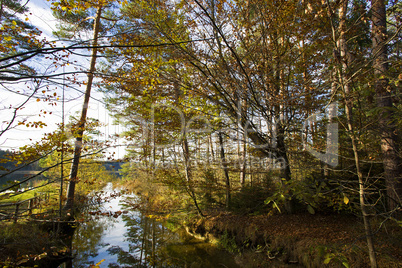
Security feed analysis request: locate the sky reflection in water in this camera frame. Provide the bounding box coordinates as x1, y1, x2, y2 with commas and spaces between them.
70, 183, 240, 268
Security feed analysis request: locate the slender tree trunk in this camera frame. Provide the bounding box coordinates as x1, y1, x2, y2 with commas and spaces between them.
371, 0, 401, 213
238, 99, 247, 187
139, 215, 147, 265
240, 134, 247, 186
143, 215, 149, 264
276, 124, 291, 182
276, 122, 294, 213
182, 134, 204, 216
152, 120, 156, 170
64, 6, 102, 210
162, 147, 165, 166
274, 56, 292, 212
249, 148, 253, 187
218, 131, 231, 209
152, 219, 156, 267
272, 32, 294, 213
337, 1, 377, 266
206, 135, 210, 166
173, 72, 204, 216
0, 0, 4, 23
209, 134, 215, 162
237, 127, 241, 178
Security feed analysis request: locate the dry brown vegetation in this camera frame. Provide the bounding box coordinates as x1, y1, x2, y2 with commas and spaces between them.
185, 211, 402, 268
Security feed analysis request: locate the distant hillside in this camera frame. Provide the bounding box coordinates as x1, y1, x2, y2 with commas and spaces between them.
0, 149, 45, 187
0, 149, 125, 187
101, 161, 125, 177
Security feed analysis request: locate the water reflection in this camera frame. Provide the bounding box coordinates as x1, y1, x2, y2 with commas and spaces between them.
68, 184, 240, 268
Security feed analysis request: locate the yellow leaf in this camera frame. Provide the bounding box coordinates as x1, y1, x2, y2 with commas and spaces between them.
4, 36, 12, 42
344, 195, 349, 205
95, 259, 105, 266
12, 20, 17, 26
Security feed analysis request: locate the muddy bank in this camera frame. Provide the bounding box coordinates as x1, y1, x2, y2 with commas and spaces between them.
184, 212, 402, 268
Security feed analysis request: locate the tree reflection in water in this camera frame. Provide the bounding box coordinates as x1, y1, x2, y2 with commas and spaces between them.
68, 184, 239, 268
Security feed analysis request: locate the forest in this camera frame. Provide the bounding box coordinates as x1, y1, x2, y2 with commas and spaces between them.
0, 0, 401, 267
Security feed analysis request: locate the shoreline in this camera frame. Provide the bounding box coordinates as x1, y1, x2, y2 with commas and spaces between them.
181, 211, 402, 267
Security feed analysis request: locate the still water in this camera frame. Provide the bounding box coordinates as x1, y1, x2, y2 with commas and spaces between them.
64, 183, 240, 267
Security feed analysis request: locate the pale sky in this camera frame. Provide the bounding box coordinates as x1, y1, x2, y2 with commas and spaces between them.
0, 0, 122, 158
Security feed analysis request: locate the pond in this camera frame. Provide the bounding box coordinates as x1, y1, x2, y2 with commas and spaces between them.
60, 183, 241, 268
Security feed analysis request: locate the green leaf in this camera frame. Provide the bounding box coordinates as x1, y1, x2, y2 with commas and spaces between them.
272, 201, 281, 213
342, 261, 350, 268
324, 253, 334, 264
307, 205, 315, 214
264, 199, 271, 205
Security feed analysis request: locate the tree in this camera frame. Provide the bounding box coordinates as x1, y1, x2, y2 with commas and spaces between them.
102, 0, 336, 214
50, 0, 119, 210
371, 0, 401, 214
0, 0, 42, 78
332, 1, 377, 266
0, 0, 53, 140
66, 5, 102, 210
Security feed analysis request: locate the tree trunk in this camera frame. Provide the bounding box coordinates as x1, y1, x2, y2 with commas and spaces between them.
218, 131, 231, 208
209, 134, 215, 162
151, 219, 156, 267
276, 122, 294, 213
371, 0, 401, 213
64, 6, 102, 210
182, 134, 204, 216
338, 1, 377, 267
240, 134, 247, 186
0, 0, 3, 25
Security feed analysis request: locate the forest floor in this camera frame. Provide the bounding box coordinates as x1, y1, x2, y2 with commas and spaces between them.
185, 211, 402, 267
0, 220, 72, 267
